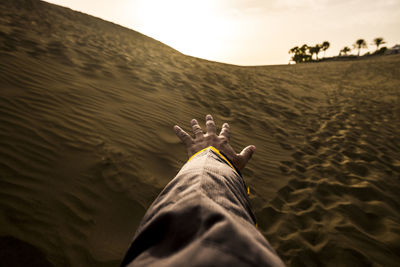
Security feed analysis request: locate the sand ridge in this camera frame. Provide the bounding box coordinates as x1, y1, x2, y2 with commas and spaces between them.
1, 0, 400, 266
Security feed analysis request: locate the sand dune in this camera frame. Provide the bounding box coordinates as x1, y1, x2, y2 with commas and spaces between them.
1, 0, 400, 266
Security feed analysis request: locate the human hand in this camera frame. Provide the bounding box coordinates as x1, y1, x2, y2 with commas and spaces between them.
173, 114, 256, 171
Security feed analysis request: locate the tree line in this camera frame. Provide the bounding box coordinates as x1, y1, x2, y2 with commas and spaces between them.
289, 38, 387, 63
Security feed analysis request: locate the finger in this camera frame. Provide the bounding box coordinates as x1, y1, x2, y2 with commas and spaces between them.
191, 119, 204, 139
205, 114, 216, 135
219, 122, 230, 140
173, 125, 193, 146
239, 145, 256, 163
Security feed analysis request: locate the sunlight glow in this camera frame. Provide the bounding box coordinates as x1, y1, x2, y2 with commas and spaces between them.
135, 0, 237, 60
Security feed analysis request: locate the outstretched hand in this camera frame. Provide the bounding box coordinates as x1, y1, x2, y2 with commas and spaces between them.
173, 114, 256, 171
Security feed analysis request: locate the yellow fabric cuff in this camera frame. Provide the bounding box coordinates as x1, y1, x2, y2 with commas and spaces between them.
187, 146, 236, 171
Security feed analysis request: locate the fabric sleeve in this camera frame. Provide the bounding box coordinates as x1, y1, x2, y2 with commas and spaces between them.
121, 146, 285, 267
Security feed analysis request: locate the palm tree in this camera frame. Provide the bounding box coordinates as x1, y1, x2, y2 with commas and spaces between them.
299, 44, 308, 54
308, 46, 316, 60
373, 37, 386, 51
288, 46, 299, 63
308, 45, 321, 60
297, 44, 311, 62
289, 45, 311, 63
340, 46, 351, 56
354, 39, 367, 56
322, 41, 330, 58
314, 44, 322, 60
289, 46, 299, 55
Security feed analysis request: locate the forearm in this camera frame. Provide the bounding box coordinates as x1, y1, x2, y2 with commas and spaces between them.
121, 147, 284, 267
145, 146, 256, 227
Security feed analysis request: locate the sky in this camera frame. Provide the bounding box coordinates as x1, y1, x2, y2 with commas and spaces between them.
45, 0, 400, 66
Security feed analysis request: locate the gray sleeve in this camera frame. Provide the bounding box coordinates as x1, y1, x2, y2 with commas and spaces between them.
121, 147, 285, 267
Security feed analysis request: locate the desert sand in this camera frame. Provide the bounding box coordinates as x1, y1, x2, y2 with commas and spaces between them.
1, 0, 400, 266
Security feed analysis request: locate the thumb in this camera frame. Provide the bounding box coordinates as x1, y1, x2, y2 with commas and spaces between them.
239, 145, 256, 163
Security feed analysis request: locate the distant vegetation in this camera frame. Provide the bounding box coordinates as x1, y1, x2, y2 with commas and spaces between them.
289, 37, 392, 64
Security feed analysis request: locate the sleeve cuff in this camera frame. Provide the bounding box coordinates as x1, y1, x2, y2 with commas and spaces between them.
187, 146, 242, 177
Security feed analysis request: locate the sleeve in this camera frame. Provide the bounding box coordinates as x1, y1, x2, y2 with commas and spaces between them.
121, 146, 285, 267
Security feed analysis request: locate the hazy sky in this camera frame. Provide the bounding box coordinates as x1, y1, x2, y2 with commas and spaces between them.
45, 0, 400, 65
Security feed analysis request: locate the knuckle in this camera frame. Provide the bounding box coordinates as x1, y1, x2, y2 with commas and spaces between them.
206, 121, 215, 127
